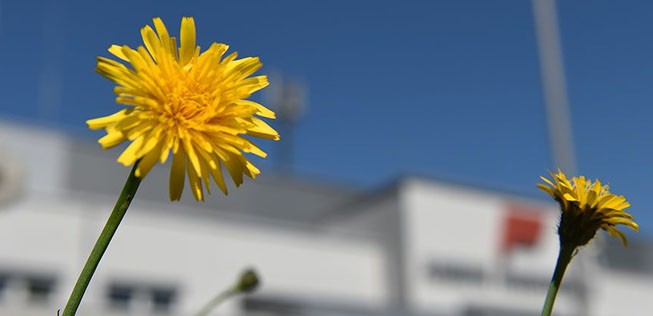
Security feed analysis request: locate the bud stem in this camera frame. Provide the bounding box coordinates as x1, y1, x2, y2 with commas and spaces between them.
194, 287, 238, 316
194, 269, 260, 316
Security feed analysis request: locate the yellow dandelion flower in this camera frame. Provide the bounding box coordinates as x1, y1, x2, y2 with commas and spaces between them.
87, 17, 279, 201
538, 170, 638, 247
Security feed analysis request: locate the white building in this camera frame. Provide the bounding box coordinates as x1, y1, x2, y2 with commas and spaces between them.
0, 119, 650, 316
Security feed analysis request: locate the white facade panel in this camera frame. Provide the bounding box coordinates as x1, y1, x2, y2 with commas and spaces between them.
0, 195, 386, 315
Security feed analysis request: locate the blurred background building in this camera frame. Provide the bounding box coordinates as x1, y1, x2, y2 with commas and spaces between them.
0, 118, 652, 316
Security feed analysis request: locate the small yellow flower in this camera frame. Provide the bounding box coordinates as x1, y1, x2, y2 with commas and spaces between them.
538, 170, 638, 247
87, 17, 279, 201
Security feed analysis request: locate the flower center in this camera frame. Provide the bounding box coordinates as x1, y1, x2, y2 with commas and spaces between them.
163, 79, 215, 127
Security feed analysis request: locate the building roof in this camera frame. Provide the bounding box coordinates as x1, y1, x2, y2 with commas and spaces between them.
66, 139, 360, 223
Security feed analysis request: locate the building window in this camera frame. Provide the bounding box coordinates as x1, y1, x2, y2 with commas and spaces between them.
108, 284, 134, 309
107, 282, 177, 313
428, 261, 485, 284
26, 276, 56, 303
505, 273, 548, 291
151, 287, 176, 312
0, 273, 7, 300
0, 271, 57, 304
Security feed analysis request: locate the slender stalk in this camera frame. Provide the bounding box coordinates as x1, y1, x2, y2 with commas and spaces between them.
62, 163, 142, 316
194, 287, 238, 316
194, 269, 260, 316
541, 243, 575, 316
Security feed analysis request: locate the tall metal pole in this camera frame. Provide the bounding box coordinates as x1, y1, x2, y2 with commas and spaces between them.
532, 0, 576, 175
37, 0, 64, 121
0, 0, 4, 35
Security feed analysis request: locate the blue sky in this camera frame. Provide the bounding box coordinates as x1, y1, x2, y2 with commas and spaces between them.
1, 1, 652, 238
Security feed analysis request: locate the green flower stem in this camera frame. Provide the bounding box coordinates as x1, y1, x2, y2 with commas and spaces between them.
541, 243, 575, 316
62, 163, 142, 316
194, 287, 238, 316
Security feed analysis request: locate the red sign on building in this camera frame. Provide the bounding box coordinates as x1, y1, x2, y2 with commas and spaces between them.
501, 203, 543, 253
